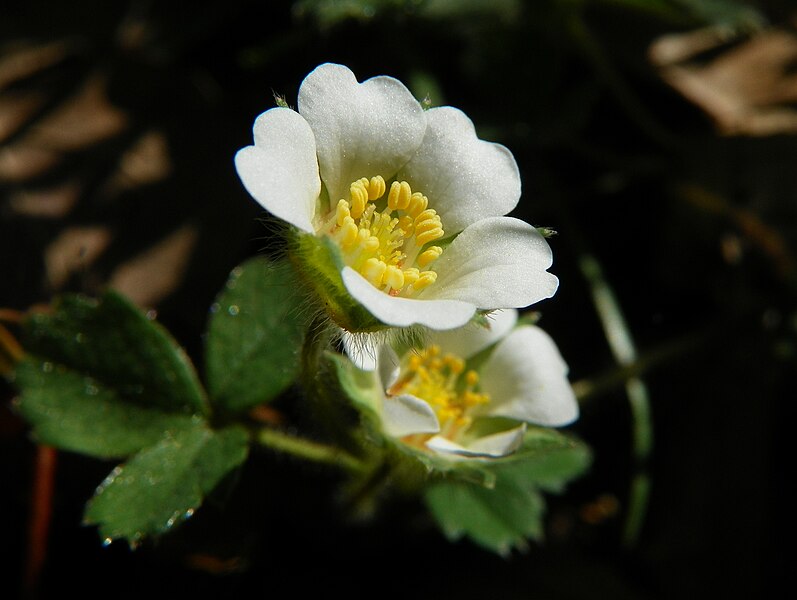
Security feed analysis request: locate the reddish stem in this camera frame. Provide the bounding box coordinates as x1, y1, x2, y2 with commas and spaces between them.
23, 445, 58, 598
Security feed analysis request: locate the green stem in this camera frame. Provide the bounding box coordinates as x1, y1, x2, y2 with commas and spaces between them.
579, 254, 653, 547
254, 427, 364, 473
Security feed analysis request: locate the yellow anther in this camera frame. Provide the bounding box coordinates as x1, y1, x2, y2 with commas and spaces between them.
335, 199, 351, 227
325, 175, 449, 297
445, 355, 465, 374
414, 209, 439, 228
388, 181, 412, 210
368, 176, 386, 200
465, 370, 479, 386
350, 181, 369, 218
397, 215, 414, 235
339, 218, 358, 248
407, 192, 428, 218
418, 246, 443, 268
384, 265, 405, 290
362, 258, 387, 287
412, 271, 437, 291
415, 227, 444, 247
402, 268, 420, 286
428, 344, 441, 357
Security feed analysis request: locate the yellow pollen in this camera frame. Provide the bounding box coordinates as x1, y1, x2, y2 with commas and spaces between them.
322, 175, 446, 297
390, 344, 491, 435
418, 246, 443, 268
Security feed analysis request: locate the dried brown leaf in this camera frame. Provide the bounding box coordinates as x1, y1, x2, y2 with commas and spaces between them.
108, 224, 198, 307
651, 27, 797, 135
43, 226, 113, 289
8, 181, 81, 218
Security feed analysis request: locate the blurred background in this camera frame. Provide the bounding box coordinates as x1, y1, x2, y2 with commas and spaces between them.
1, 1, 794, 598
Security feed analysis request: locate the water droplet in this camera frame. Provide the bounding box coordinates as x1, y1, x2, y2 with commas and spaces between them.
145, 309, 158, 320
209, 302, 220, 314
184, 508, 195, 519
42, 362, 53, 373
102, 538, 113, 547
85, 383, 99, 396
75, 333, 84, 343
227, 305, 240, 316
231, 266, 243, 278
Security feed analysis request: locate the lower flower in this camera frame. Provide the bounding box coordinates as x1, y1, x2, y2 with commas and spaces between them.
344, 309, 579, 459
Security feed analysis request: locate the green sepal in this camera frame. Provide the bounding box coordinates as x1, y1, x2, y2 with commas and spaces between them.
84, 425, 249, 545
205, 257, 306, 414
290, 231, 384, 333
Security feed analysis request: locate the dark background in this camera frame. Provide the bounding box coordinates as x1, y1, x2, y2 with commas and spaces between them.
1, 1, 794, 598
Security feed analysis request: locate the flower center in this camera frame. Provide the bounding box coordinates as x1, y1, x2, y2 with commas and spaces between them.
388, 344, 490, 434
319, 176, 445, 297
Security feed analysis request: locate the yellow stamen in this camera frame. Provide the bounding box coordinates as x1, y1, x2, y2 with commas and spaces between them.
389, 345, 491, 439
362, 258, 387, 287
418, 246, 443, 268
321, 176, 448, 297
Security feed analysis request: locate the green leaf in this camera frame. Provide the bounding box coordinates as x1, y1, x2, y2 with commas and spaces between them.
22, 291, 207, 415
84, 425, 249, 544
14, 291, 208, 458
425, 478, 545, 556
14, 359, 200, 458
491, 427, 592, 493
205, 257, 306, 413
424, 428, 591, 555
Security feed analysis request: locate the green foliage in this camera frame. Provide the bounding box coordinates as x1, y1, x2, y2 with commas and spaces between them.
205, 258, 306, 413
425, 477, 545, 556
425, 429, 591, 554
22, 292, 207, 415
13, 289, 252, 544
15, 291, 208, 458
84, 425, 248, 544
14, 359, 199, 459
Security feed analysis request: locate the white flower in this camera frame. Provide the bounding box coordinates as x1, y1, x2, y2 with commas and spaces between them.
235, 63, 558, 331
345, 309, 579, 459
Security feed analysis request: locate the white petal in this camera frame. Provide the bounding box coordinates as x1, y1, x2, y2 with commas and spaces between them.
382, 394, 440, 438
340, 331, 379, 371
377, 343, 401, 390
426, 217, 559, 309
297, 63, 426, 203
234, 107, 320, 233
478, 325, 579, 426
425, 424, 526, 458
430, 308, 518, 360
397, 107, 521, 235
341, 267, 476, 330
